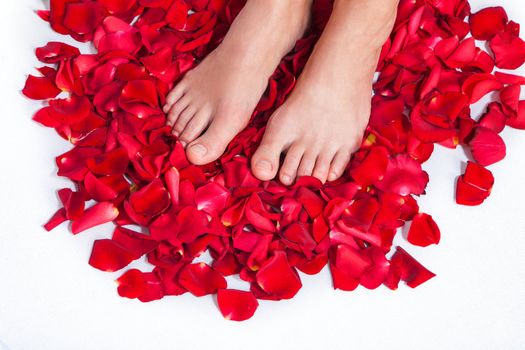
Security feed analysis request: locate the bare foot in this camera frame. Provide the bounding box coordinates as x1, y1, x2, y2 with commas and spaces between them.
163, 0, 311, 165
251, 0, 398, 185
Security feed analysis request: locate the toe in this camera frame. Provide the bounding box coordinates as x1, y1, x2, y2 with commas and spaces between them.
167, 95, 192, 127
164, 82, 186, 113
186, 117, 240, 165
327, 149, 351, 182
173, 106, 197, 141
296, 151, 317, 178
251, 129, 289, 181
178, 109, 211, 145
312, 149, 336, 184
279, 144, 304, 185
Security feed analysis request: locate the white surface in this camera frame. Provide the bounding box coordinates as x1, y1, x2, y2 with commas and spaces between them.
1, 1, 525, 350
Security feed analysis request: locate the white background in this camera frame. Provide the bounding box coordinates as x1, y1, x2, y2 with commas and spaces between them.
1, 1, 525, 349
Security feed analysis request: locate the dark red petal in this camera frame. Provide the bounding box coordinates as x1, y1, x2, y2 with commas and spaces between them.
178, 263, 227, 297
469, 7, 508, 40
407, 213, 441, 247
63, 2, 104, 36
217, 289, 259, 321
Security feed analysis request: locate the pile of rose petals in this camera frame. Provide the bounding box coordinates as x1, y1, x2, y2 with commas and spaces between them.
24, 0, 525, 321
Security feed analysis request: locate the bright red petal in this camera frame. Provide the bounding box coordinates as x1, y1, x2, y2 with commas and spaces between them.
217, 289, 259, 321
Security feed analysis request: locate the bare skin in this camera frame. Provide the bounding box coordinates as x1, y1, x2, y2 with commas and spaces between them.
251, 0, 399, 184
164, 0, 399, 184
163, 0, 312, 164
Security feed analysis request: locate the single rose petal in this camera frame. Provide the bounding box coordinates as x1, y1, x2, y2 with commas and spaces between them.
468, 127, 506, 166
490, 31, 525, 70
195, 182, 230, 216
71, 202, 119, 234
36, 41, 80, 63
349, 146, 389, 186
384, 247, 435, 289
506, 101, 525, 130
456, 162, 494, 206
255, 251, 302, 300
217, 289, 259, 321
116, 269, 147, 299
48, 95, 91, 124
462, 73, 503, 104
469, 7, 508, 40
89, 239, 137, 272
128, 179, 170, 217
375, 155, 429, 196
178, 263, 227, 297
22, 74, 61, 100
407, 213, 441, 247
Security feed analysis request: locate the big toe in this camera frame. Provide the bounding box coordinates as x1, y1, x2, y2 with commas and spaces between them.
251, 134, 286, 181
186, 118, 239, 165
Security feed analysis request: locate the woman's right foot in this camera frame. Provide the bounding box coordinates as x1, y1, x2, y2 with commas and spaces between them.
163, 0, 312, 165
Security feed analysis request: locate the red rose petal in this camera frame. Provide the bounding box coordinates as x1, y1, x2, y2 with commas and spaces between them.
469, 7, 508, 40
178, 263, 227, 297
255, 251, 302, 300
407, 213, 441, 247
22, 74, 61, 100
490, 31, 525, 70
456, 161, 494, 206
217, 289, 259, 321
116, 269, 147, 299
384, 247, 436, 289
375, 155, 429, 196
468, 127, 506, 166
89, 239, 137, 272
71, 202, 119, 234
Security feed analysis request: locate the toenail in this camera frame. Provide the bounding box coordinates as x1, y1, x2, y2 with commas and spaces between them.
328, 172, 338, 181
256, 160, 273, 173
189, 143, 207, 156
281, 174, 292, 184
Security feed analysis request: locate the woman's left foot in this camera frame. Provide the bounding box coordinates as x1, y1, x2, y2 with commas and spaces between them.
251, 0, 397, 185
